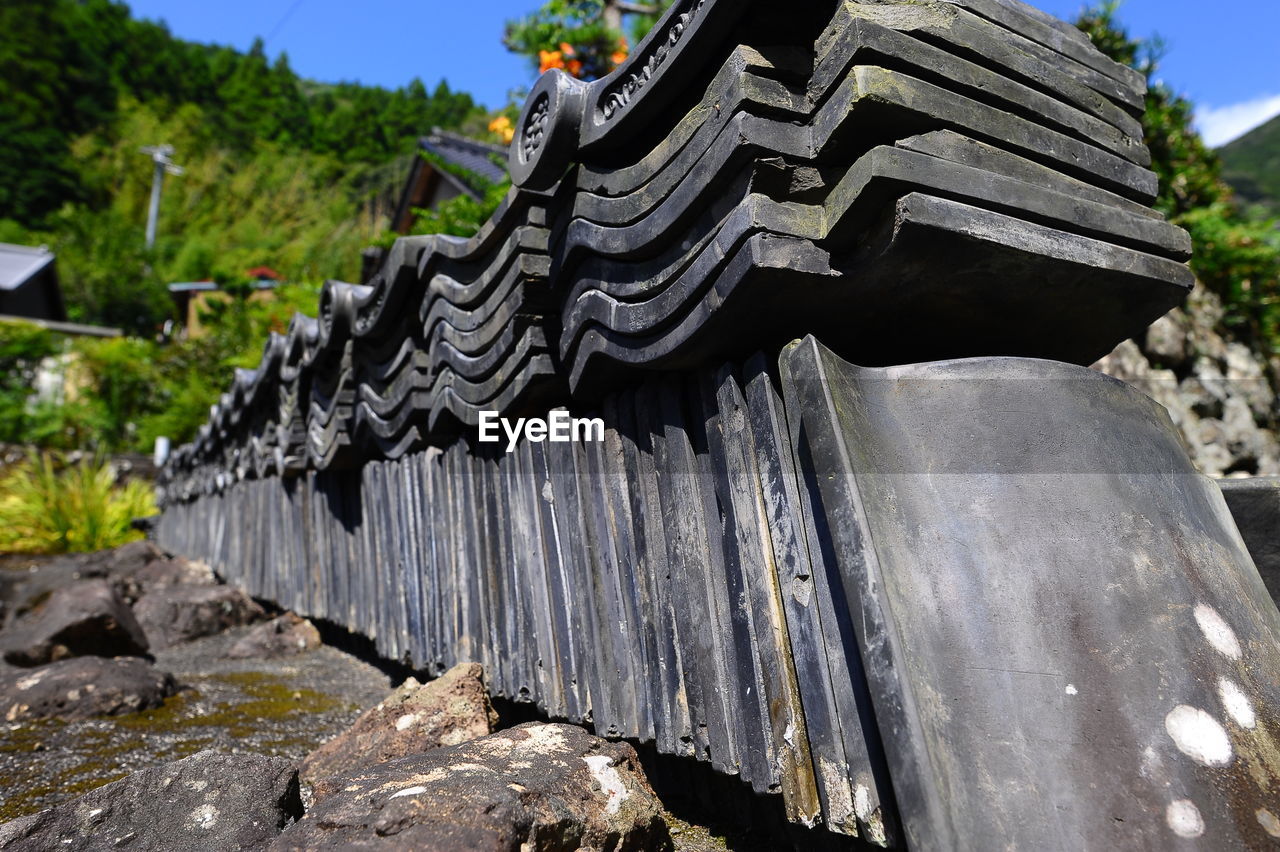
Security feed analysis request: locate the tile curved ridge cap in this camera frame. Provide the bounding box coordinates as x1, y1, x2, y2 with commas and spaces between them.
352, 236, 433, 338
315, 280, 372, 353
508, 0, 743, 190
780, 334, 1198, 476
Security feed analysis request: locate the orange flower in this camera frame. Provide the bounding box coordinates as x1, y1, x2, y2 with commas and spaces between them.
611, 36, 629, 68
539, 49, 565, 73
559, 42, 576, 55
566, 59, 584, 77
488, 115, 514, 144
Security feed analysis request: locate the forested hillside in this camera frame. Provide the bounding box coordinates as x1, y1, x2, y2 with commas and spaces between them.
1073, 9, 1280, 362
1221, 114, 1280, 219
0, 0, 484, 334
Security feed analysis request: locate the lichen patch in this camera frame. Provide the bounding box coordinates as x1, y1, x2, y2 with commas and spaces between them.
189, 804, 218, 830
389, 785, 428, 800
1257, 808, 1280, 838
1216, 679, 1256, 730
15, 673, 46, 692
853, 784, 872, 822
582, 755, 628, 816
1165, 799, 1204, 838
1164, 705, 1233, 767
1193, 603, 1241, 660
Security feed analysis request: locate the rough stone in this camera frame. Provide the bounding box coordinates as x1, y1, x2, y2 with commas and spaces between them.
81, 539, 164, 576
274, 722, 670, 851
109, 549, 215, 605
0, 751, 302, 851
1143, 310, 1188, 368
0, 622, 391, 823
133, 585, 266, 650
1095, 285, 1280, 477
0, 544, 209, 627
1224, 341, 1276, 421
227, 612, 322, 660
0, 656, 177, 722
1, 579, 148, 667
0, 556, 111, 629
0, 574, 17, 626
301, 662, 497, 803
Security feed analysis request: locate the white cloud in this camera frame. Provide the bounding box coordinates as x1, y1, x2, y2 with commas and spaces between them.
1196, 93, 1280, 148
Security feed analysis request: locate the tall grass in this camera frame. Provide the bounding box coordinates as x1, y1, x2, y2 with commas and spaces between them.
0, 454, 156, 554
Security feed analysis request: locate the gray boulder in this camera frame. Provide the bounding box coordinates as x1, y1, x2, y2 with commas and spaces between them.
1096, 283, 1280, 477
0, 751, 302, 851
301, 662, 497, 802
0, 656, 177, 722
132, 585, 265, 650
104, 542, 214, 605
227, 612, 322, 660
0, 543, 199, 627
1, 579, 148, 666
0, 572, 18, 626
80, 539, 163, 575
275, 722, 670, 851
0, 555, 111, 629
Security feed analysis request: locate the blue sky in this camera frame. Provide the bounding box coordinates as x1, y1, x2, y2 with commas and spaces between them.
124, 0, 1280, 147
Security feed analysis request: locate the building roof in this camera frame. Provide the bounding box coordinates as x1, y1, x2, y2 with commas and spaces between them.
0, 243, 55, 291
420, 130, 509, 190
0, 315, 120, 338
391, 130, 510, 234
167, 279, 279, 294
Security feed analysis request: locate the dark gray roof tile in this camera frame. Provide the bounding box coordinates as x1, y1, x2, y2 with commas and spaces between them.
420, 130, 509, 189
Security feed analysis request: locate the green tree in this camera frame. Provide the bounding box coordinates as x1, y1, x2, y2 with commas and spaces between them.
0, 0, 486, 333
0, 321, 59, 446
0, 0, 484, 231
1076, 3, 1280, 352
504, 0, 671, 80
0, 0, 116, 224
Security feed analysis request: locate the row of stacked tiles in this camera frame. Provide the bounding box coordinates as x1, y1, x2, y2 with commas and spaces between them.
155, 356, 892, 841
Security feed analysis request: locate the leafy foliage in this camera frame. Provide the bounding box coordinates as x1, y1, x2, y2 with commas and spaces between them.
1076, 4, 1280, 354
134, 280, 324, 449
2, 96, 426, 336
0, 0, 485, 337
403, 150, 513, 240
505, 0, 673, 80
1220, 114, 1280, 219
506, 0, 627, 79
410, 181, 512, 240
0, 453, 155, 554
0, 0, 481, 229
0, 278, 321, 455
0, 0, 519, 457
0, 322, 60, 446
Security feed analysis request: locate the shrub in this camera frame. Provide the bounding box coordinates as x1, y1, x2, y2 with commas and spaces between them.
0, 453, 155, 554
0, 319, 60, 444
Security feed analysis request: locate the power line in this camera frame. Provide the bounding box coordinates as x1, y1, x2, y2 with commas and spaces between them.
265, 0, 307, 46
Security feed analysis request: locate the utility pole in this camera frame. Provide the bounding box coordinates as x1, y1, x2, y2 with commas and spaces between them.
139, 145, 184, 250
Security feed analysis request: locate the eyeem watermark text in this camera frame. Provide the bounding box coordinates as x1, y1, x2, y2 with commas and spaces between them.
478, 411, 605, 453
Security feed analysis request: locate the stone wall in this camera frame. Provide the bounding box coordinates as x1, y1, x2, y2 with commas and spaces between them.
1096, 284, 1280, 476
